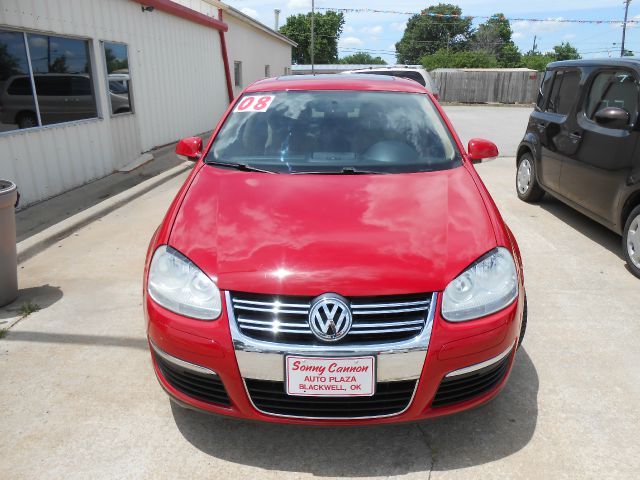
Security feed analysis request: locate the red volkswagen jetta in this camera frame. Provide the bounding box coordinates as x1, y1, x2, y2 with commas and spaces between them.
144, 74, 526, 424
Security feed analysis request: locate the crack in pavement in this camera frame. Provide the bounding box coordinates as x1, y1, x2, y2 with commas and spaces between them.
416, 422, 436, 479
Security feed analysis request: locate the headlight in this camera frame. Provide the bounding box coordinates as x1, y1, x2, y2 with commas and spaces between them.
442, 247, 518, 322
148, 245, 221, 320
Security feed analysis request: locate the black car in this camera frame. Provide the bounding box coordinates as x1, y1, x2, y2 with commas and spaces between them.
516, 59, 640, 278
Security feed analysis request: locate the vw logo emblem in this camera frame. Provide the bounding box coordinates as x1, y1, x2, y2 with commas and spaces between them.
308, 294, 352, 342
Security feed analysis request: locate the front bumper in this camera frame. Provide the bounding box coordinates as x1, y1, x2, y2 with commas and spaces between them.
146, 290, 524, 425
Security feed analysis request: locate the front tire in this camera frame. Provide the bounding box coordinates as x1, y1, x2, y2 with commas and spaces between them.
623, 205, 640, 279
16, 111, 37, 129
516, 153, 545, 202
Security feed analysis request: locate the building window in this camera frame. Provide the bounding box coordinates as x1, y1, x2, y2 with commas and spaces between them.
264, 64, 270, 78
0, 28, 97, 132
234, 61, 242, 87
102, 41, 132, 115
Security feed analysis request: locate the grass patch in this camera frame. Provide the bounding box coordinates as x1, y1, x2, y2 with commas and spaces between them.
0, 329, 6, 339
19, 301, 40, 318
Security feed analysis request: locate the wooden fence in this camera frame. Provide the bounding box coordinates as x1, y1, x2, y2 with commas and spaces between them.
433, 69, 542, 104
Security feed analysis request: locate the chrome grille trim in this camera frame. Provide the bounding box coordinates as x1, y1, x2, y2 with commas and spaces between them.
229, 292, 433, 345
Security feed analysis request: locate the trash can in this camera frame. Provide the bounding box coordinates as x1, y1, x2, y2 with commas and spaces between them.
0, 180, 18, 307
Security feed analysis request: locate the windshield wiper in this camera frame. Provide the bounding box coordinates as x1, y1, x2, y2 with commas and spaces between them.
206, 160, 276, 174
292, 167, 384, 175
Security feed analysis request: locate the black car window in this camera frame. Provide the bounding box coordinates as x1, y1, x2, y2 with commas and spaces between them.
547, 70, 580, 115
7, 77, 33, 95
34, 76, 71, 96
585, 70, 639, 121
536, 70, 554, 109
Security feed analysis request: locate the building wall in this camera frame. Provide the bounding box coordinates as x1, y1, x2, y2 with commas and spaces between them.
173, 0, 294, 96
0, 0, 228, 207
223, 14, 292, 97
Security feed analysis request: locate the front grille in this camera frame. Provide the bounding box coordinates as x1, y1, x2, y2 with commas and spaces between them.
431, 353, 511, 408
153, 351, 231, 407
246, 379, 416, 418
230, 292, 432, 345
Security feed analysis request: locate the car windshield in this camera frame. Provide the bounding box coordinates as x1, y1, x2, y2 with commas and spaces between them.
207, 90, 461, 174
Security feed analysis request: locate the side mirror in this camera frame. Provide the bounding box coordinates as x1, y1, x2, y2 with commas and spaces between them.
594, 107, 630, 129
176, 136, 203, 162
467, 138, 499, 163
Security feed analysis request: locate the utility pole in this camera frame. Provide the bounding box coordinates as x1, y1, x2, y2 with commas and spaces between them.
532, 35, 537, 54
311, 0, 315, 75
621, 0, 632, 57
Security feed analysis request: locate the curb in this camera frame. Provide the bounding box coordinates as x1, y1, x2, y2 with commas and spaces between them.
17, 162, 191, 264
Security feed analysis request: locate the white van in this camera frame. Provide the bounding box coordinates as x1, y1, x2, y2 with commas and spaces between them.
341, 65, 439, 99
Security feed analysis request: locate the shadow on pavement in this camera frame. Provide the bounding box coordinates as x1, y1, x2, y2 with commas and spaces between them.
0, 284, 63, 320
172, 349, 538, 476
538, 195, 623, 260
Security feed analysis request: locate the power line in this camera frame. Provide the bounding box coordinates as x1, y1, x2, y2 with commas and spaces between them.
316, 7, 638, 25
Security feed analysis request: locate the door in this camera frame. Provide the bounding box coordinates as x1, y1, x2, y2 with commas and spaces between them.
560, 69, 639, 224
533, 69, 582, 192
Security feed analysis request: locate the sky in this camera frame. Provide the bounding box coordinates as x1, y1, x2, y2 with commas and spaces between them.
224, 0, 640, 63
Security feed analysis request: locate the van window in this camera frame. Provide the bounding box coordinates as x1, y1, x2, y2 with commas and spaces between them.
536, 70, 554, 109
7, 77, 33, 96
547, 70, 580, 115
585, 71, 639, 122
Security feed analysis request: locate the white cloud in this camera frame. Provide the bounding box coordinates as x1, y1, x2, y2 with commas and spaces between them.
240, 7, 259, 19
512, 18, 564, 33
340, 36, 364, 46
563, 33, 576, 40
391, 22, 406, 32
512, 31, 524, 39
361, 25, 383, 35
287, 0, 311, 9
343, 25, 354, 33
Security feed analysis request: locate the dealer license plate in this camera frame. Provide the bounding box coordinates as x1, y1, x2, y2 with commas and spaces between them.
285, 355, 375, 397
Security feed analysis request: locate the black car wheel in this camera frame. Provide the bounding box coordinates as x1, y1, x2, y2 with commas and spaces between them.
16, 111, 37, 129
516, 152, 545, 202
623, 205, 640, 278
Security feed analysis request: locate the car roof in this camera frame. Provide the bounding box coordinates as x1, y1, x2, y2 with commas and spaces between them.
549, 58, 640, 70
244, 74, 428, 94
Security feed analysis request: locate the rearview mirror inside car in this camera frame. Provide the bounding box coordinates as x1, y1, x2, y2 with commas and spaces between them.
594, 107, 630, 129
467, 138, 499, 164
176, 137, 203, 162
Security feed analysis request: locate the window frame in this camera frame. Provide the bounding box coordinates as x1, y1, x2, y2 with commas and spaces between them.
0, 26, 100, 136
100, 40, 134, 117
582, 68, 639, 127
234, 61, 242, 87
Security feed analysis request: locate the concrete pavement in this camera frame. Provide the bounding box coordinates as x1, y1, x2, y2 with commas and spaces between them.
1, 107, 639, 479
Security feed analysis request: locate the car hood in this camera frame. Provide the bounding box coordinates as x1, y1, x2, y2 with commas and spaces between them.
169, 165, 497, 296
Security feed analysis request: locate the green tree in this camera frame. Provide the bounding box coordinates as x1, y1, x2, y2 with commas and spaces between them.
498, 43, 523, 68
552, 42, 580, 61
471, 13, 521, 67
50, 55, 69, 73
521, 53, 555, 71
0, 43, 21, 80
339, 52, 386, 64
104, 48, 129, 73
396, 4, 473, 64
421, 49, 498, 70
623, 49, 634, 56
279, 11, 344, 64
